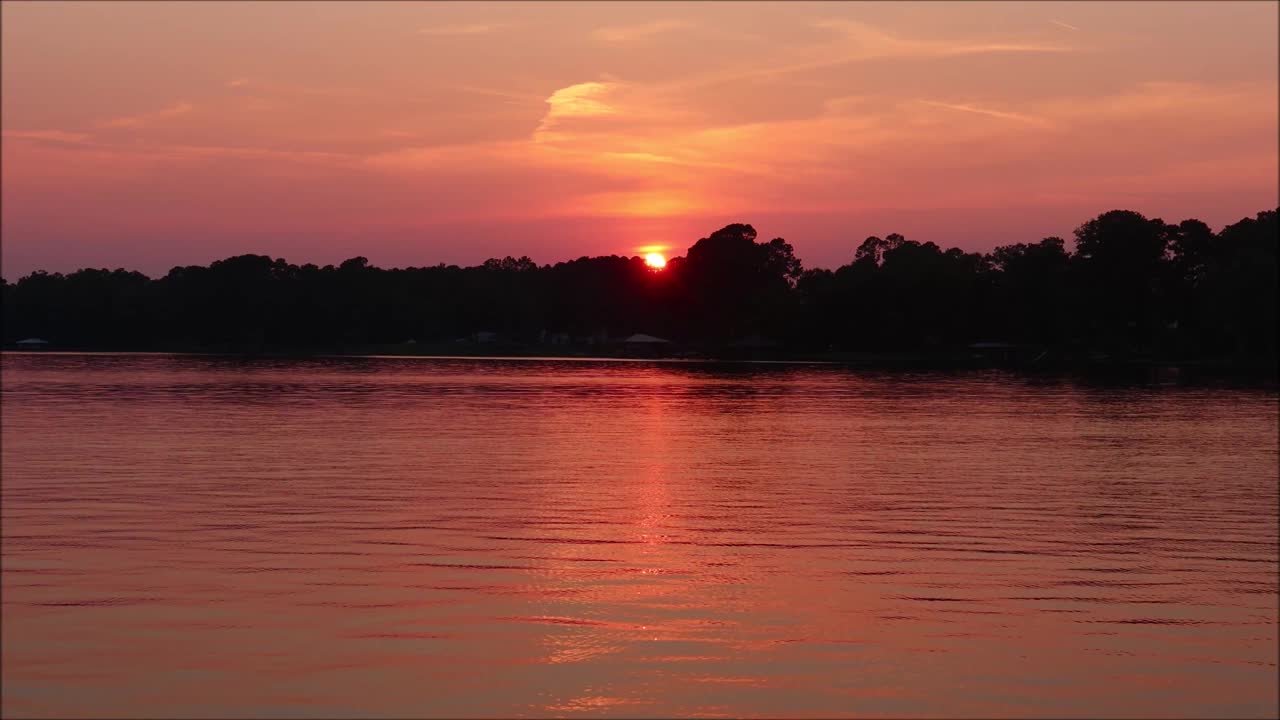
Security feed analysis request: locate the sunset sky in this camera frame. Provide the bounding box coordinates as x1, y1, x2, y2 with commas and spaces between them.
2, 1, 1276, 278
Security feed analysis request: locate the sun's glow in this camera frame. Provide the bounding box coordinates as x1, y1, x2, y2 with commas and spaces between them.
644, 252, 667, 269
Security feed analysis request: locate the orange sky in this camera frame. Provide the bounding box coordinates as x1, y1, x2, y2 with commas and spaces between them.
2, 1, 1276, 277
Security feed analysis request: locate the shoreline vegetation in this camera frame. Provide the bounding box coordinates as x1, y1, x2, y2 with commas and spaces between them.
4, 347, 1274, 390
4, 208, 1276, 380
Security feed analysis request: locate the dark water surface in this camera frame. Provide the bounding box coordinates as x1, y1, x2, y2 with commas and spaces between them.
2, 353, 1276, 718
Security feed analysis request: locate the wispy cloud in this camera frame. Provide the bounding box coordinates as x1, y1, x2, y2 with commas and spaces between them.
668, 20, 1073, 92
418, 23, 510, 36
591, 20, 692, 45
917, 100, 1052, 128
160, 143, 354, 164
1051, 19, 1081, 32
99, 102, 193, 129
4, 128, 361, 175
535, 82, 620, 139
599, 151, 680, 165
813, 19, 1072, 59
2, 129, 91, 144
450, 85, 545, 104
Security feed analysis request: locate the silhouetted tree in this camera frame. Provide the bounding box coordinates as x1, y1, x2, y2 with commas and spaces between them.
1194, 209, 1278, 364
674, 224, 801, 342
988, 237, 1072, 344
1071, 210, 1174, 352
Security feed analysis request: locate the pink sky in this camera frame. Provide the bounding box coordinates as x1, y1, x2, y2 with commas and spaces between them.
2, 1, 1276, 278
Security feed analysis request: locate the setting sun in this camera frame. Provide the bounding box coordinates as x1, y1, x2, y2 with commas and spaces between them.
644, 253, 667, 270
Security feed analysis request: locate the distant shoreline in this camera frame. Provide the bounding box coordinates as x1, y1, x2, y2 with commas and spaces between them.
7, 210, 1275, 382
5, 345, 1275, 385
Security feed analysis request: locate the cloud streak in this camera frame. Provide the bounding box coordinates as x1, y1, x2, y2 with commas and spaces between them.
591, 20, 692, 44
812, 19, 1072, 59
667, 20, 1075, 92
418, 23, 510, 36
2, 130, 92, 144
100, 102, 194, 129
917, 100, 1053, 128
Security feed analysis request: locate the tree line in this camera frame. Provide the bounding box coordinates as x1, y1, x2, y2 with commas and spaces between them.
2, 208, 1275, 367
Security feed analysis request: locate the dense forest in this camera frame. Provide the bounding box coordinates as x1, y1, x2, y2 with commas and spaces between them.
2, 208, 1276, 369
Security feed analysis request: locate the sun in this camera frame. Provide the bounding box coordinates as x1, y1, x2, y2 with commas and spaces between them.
644, 252, 667, 270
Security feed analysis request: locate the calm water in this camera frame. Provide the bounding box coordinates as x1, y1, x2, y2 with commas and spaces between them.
2, 353, 1277, 718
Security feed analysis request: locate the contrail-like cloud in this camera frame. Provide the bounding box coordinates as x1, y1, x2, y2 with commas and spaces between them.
918, 100, 1052, 128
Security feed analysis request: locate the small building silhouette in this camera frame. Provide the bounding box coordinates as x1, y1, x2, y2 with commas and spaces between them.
621, 333, 672, 358
968, 341, 1044, 365
623, 333, 671, 345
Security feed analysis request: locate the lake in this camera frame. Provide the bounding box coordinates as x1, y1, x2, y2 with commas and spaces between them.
2, 353, 1276, 718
